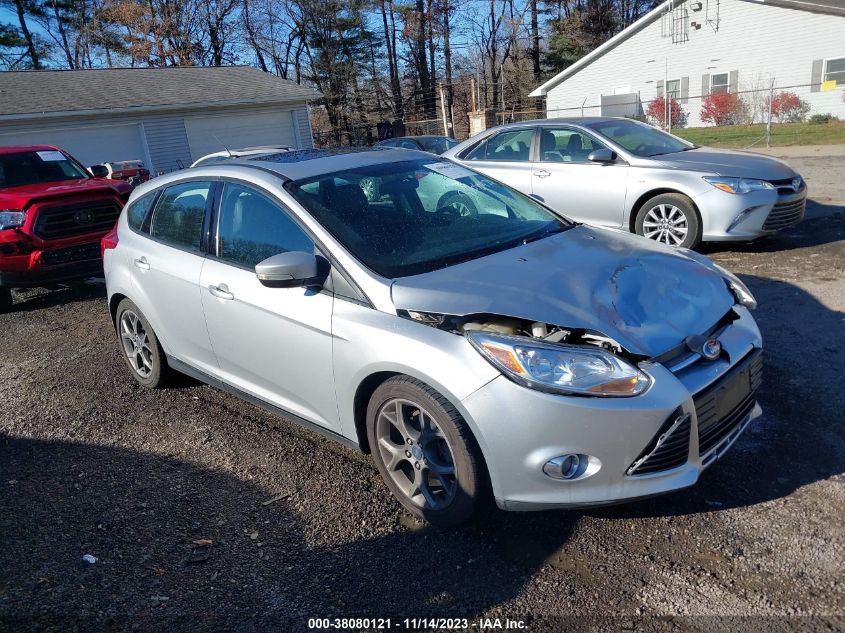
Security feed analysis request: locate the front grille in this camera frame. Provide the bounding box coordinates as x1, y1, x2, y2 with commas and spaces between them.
767, 178, 804, 196
627, 410, 691, 475
33, 200, 121, 240
40, 242, 101, 266
763, 198, 805, 231
694, 350, 763, 456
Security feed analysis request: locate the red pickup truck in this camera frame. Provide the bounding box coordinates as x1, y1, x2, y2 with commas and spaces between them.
0, 145, 131, 312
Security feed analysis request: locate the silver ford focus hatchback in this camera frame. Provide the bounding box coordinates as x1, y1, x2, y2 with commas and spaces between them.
103, 148, 763, 526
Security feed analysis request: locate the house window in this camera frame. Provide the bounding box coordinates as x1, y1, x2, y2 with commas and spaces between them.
666, 79, 681, 100
711, 73, 729, 93
825, 58, 845, 85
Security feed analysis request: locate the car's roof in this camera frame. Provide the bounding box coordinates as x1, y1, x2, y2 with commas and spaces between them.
243, 147, 436, 181
494, 116, 628, 128
0, 144, 61, 155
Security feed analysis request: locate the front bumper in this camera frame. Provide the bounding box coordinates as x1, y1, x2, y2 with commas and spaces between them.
0, 241, 103, 289
695, 186, 806, 242
461, 306, 763, 510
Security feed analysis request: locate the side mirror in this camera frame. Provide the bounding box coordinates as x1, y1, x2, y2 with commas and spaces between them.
255, 251, 329, 288
90, 164, 109, 178
588, 149, 616, 163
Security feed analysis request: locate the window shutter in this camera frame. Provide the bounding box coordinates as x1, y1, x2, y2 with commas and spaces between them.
811, 59, 823, 92
729, 70, 738, 93
657, 79, 664, 97
680, 76, 689, 104
701, 74, 710, 98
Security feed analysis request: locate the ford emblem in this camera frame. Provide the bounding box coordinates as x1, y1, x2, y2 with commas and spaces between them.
701, 338, 722, 361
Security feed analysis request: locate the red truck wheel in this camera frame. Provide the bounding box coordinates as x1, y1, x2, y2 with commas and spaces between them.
0, 288, 12, 313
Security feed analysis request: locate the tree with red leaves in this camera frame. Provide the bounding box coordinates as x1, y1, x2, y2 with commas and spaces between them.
767, 91, 811, 123
646, 96, 686, 128
700, 92, 744, 126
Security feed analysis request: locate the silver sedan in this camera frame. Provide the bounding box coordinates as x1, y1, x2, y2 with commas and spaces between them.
442, 117, 806, 248
104, 148, 763, 525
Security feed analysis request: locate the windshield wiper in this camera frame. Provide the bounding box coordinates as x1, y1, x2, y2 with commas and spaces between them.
522, 223, 568, 245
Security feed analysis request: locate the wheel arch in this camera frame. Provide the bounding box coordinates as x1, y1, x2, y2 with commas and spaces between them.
628, 188, 702, 234
352, 370, 492, 488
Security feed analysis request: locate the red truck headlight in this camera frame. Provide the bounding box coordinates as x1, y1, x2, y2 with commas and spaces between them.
0, 210, 26, 230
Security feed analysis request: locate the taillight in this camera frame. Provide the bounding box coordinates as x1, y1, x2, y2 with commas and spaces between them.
101, 224, 119, 258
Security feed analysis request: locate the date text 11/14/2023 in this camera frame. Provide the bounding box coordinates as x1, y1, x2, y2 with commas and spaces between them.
307, 617, 527, 630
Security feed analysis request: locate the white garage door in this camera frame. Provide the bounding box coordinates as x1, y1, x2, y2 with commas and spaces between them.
184, 110, 297, 161
0, 123, 147, 169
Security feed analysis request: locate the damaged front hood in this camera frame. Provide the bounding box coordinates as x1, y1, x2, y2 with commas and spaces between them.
391, 226, 734, 357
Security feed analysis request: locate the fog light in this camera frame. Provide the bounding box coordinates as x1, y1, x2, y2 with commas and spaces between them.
543, 454, 584, 480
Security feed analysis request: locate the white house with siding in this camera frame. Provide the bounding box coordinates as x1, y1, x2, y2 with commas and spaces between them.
530, 0, 845, 127
0, 66, 318, 174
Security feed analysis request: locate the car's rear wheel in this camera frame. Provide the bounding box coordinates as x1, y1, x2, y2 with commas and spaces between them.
635, 193, 702, 249
115, 298, 168, 388
366, 376, 484, 526
0, 287, 12, 313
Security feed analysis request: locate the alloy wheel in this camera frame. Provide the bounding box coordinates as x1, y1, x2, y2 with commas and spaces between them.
642, 204, 689, 246
119, 310, 154, 378
375, 398, 458, 511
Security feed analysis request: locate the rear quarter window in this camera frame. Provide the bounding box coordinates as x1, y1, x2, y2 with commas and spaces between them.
126, 193, 157, 232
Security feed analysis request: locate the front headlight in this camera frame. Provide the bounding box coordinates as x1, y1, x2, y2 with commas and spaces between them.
703, 176, 775, 194
0, 210, 26, 230
467, 331, 651, 397
713, 263, 757, 309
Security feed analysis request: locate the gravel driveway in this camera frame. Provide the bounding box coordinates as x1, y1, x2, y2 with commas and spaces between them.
1, 192, 843, 631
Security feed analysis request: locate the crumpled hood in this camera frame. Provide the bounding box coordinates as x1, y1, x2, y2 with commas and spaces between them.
648, 147, 796, 180
391, 226, 734, 357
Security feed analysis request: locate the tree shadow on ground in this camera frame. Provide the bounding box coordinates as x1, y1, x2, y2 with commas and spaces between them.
0, 435, 576, 632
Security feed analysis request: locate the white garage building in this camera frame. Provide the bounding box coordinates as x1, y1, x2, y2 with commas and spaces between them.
530, 0, 845, 127
0, 66, 318, 173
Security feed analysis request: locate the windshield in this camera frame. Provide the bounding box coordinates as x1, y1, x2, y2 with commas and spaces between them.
0, 150, 90, 188
286, 158, 571, 278
587, 120, 694, 157
419, 137, 459, 155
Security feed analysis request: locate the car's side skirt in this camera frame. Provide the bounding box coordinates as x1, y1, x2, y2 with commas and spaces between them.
166, 355, 362, 452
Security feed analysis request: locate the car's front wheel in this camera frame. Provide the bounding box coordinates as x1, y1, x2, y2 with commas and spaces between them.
115, 298, 168, 388
366, 376, 485, 526
0, 287, 12, 313
634, 193, 702, 249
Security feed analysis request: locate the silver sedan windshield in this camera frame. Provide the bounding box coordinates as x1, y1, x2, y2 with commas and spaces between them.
587, 119, 695, 157
286, 158, 570, 278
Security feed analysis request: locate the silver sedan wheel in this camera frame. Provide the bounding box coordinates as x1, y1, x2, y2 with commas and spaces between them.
642, 204, 689, 246
375, 398, 458, 511
119, 310, 154, 378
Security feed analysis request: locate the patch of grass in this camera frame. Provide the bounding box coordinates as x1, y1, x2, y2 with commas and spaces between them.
673, 122, 845, 148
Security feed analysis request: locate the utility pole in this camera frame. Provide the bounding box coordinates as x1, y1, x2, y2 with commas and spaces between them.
766, 77, 775, 148
666, 57, 671, 134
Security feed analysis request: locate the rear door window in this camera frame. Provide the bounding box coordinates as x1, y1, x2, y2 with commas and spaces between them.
149, 181, 212, 251
465, 129, 534, 162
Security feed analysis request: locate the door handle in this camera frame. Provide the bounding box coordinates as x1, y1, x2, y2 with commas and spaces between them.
134, 256, 150, 270
534, 170, 551, 178
208, 283, 234, 301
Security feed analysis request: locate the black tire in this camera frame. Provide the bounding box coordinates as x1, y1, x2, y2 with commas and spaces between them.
114, 298, 168, 389
634, 192, 702, 249
0, 287, 12, 313
436, 191, 478, 218
366, 376, 485, 527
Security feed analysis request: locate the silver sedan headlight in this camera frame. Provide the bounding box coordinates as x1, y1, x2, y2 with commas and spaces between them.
713, 263, 757, 309
703, 176, 775, 194
466, 331, 651, 397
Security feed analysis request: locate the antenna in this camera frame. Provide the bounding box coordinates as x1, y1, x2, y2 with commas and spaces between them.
213, 134, 233, 157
